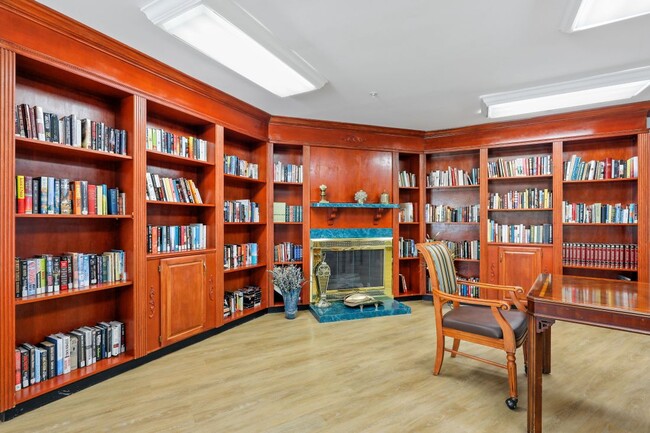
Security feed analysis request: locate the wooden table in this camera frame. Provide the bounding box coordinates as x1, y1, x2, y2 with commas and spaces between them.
527, 273, 650, 433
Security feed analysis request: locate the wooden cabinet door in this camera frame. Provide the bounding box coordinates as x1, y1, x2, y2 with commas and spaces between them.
146, 259, 162, 354
160, 255, 207, 347
498, 246, 543, 290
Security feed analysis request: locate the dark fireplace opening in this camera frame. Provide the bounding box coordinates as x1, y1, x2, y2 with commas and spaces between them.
326, 250, 384, 290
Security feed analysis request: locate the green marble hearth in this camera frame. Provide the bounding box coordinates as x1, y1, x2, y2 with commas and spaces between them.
309, 296, 411, 323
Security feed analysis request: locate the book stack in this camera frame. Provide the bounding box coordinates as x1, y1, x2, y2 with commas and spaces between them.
563, 155, 639, 181
274, 242, 303, 263
457, 275, 480, 298
15, 250, 126, 298
224, 154, 259, 179
398, 237, 417, 258
224, 199, 260, 223
488, 188, 553, 210
562, 243, 637, 269
487, 220, 553, 244
15, 176, 124, 215
487, 156, 552, 178
224, 286, 262, 316
15, 321, 125, 391
15, 104, 127, 155
424, 204, 480, 223
272, 202, 303, 222
562, 202, 637, 224
145, 173, 202, 204
273, 161, 303, 183
147, 224, 207, 253
399, 202, 415, 222
224, 243, 258, 270
146, 127, 207, 161
426, 166, 479, 187
398, 170, 417, 187
443, 240, 480, 260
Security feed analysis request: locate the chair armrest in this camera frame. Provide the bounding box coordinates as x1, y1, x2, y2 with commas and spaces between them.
438, 291, 513, 311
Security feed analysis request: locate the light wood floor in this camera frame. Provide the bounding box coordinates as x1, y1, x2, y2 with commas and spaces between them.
3, 301, 650, 433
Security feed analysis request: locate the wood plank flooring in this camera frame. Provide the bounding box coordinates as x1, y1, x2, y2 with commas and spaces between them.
3, 301, 650, 432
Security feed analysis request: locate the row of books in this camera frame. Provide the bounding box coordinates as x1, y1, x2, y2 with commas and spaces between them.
398, 170, 417, 188
487, 156, 552, 178
562, 243, 638, 269
426, 167, 479, 187
15, 250, 126, 298
15, 104, 127, 155
487, 220, 553, 244
563, 155, 638, 181
424, 204, 480, 223
272, 202, 303, 222
224, 286, 262, 317
147, 224, 207, 254
224, 154, 259, 179
145, 173, 203, 204
224, 199, 260, 223
398, 237, 417, 258
488, 188, 553, 210
273, 242, 303, 263
443, 240, 480, 260
224, 243, 258, 270
15, 321, 125, 391
146, 127, 208, 161
561, 202, 637, 224
16, 176, 124, 215
399, 202, 416, 223
273, 161, 303, 183
457, 276, 480, 298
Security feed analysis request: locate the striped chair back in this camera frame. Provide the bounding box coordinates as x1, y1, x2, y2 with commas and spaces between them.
422, 242, 458, 295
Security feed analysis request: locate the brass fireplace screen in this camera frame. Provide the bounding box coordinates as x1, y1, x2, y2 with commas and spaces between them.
310, 237, 393, 302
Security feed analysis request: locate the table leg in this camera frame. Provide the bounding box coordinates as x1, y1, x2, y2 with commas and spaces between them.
528, 315, 552, 432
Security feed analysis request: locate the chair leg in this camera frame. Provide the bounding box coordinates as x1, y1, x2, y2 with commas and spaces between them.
450, 338, 460, 358
505, 351, 518, 410
433, 333, 445, 375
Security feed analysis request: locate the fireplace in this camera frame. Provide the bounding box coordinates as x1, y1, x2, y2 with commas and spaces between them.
310, 236, 393, 302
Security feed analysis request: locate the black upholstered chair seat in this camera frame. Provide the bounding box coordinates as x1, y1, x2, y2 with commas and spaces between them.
443, 306, 527, 340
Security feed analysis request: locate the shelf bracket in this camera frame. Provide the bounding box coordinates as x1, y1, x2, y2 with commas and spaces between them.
327, 207, 338, 225
373, 209, 385, 225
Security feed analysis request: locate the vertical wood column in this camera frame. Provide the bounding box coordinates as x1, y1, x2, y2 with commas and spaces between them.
391, 151, 400, 296
214, 125, 225, 326
479, 148, 488, 283
130, 95, 147, 357
301, 145, 311, 303
551, 141, 564, 275
0, 48, 16, 412
638, 132, 649, 283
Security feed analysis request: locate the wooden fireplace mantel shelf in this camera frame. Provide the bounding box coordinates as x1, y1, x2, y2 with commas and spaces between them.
311, 202, 399, 225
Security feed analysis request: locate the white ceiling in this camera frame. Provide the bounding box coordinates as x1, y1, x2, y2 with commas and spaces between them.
37, 0, 650, 131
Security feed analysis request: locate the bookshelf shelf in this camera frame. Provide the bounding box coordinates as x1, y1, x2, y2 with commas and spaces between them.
488, 174, 553, 182
399, 186, 419, 190
146, 248, 217, 260
562, 223, 637, 227
426, 221, 480, 225
274, 261, 303, 265
15, 281, 133, 305
274, 181, 302, 186
16, 214, 133, 219
488, 242, 554, 247
146, 149, 214, 167
224, 221, 266, 226
224, 173, 264, 184
563, 178, 637, 185
146, 200, 214, 208
15, 137, 132, 162
273, 221, 303, 225
426, 184, 479, 190
455, 258, 480, 263
398, 256, 420, 261
399, 221, 420, 225
223, 263, 267, 274
488, 208, 553, 212
223, 304, 265, 323
15, 353, 135, 404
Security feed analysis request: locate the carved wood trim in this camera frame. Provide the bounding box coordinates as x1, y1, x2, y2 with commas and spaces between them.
148, 286, 156, 319
535, 318, 555, 334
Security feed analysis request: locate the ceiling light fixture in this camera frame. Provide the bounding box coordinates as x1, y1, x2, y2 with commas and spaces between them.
480, 67, 650, 119
562, 0, 650, 32
141, 0, 327, 97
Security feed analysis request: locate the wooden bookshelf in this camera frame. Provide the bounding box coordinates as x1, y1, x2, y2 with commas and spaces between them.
425, 150, 481, 297
222, 131, 269, 323
144, 100, 218, 354
270, 143, 309, 307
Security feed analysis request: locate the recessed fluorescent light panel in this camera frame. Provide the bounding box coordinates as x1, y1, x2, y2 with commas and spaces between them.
141, 0, 327, 97
480, 67, 650, 119
563, 0, 650, 32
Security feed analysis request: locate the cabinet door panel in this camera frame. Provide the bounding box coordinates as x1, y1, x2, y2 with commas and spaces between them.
146, 259, 161, 354
160, 255, 206, 346
498, 246, 543, 290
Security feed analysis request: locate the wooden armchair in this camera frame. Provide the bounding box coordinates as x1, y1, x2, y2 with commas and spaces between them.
416, 242, 528, 410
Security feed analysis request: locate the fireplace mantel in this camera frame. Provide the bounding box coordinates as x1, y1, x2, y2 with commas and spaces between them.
311, 202, 399, 225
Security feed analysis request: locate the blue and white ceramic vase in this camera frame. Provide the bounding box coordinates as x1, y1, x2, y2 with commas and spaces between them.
282, 288, 300, 319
